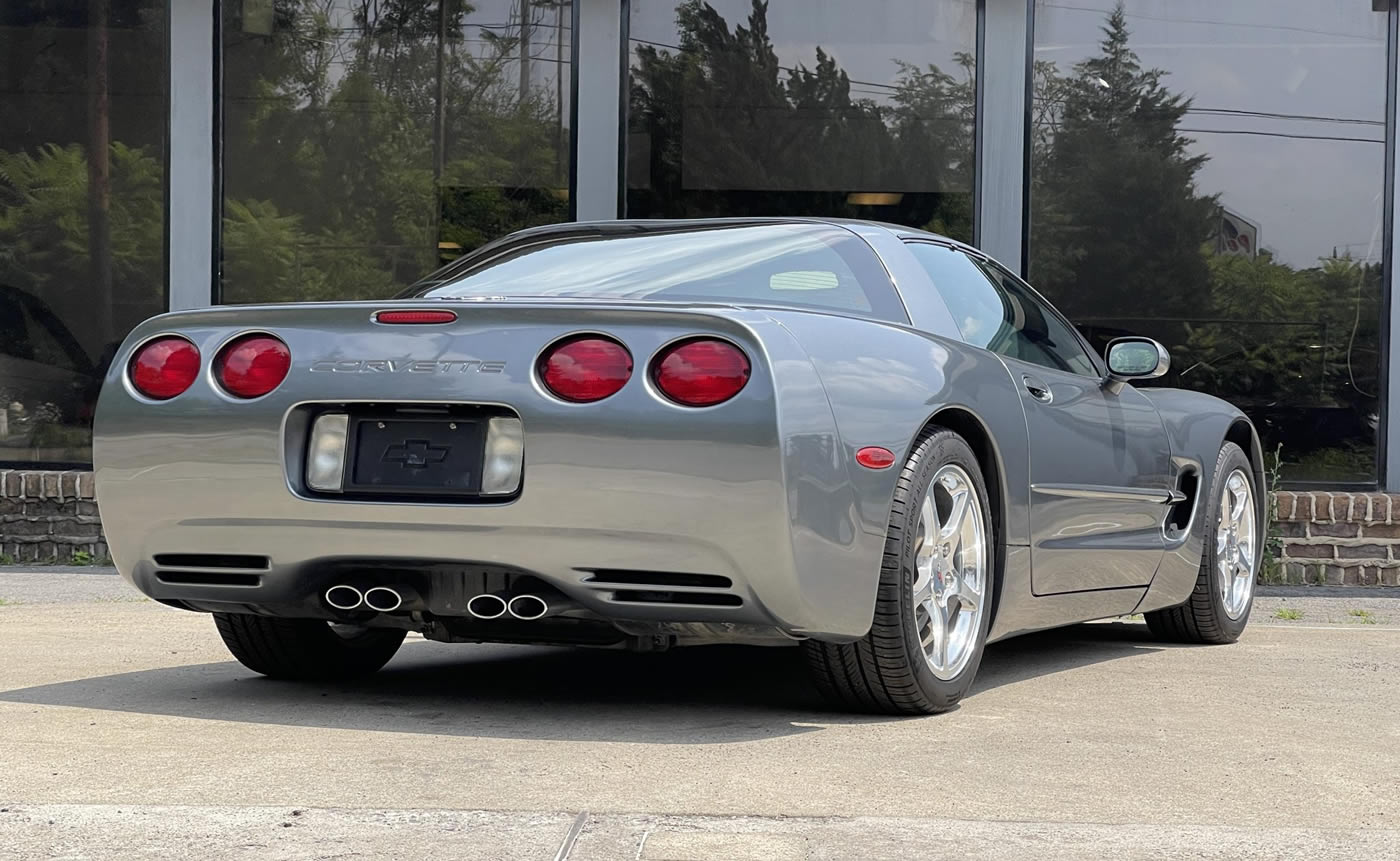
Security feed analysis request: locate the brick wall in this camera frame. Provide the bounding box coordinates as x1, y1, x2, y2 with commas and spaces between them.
1, 469, 1399, 583
0, 469, 106, 564
1274, 491, 1400, 586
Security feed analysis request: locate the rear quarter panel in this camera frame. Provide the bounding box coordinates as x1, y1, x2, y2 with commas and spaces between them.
766, 310, 1032, 637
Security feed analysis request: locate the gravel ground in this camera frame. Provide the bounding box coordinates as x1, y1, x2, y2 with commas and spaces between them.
1252, 588, 1400, 627
0, 567, 137, 606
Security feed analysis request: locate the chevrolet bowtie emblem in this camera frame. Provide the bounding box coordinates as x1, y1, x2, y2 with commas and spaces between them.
382, 439, 450, 469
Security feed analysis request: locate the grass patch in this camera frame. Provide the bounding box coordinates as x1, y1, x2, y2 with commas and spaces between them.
0, 553, 14, 565
70, 550, 94, 566
1273, 607, 1303, 621
1348, 609, 1378, 624
0, 598, 16, 607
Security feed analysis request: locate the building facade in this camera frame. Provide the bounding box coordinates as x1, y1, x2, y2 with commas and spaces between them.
2, 1, 1398, 577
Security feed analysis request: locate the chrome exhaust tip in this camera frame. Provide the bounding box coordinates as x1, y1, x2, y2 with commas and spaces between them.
467, 593, 508, 620
325, 585, 364, 611
507, 594, 548, 621
363, 586, 404, 613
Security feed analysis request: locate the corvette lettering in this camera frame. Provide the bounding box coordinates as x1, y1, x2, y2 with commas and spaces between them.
309, 359, 507, 374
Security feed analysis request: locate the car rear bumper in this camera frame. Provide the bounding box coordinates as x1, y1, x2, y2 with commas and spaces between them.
119, 512, 787, 629
93, 302, 884, 641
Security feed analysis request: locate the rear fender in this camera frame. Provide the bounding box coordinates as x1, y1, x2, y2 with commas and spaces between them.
766, 311, 1031, 637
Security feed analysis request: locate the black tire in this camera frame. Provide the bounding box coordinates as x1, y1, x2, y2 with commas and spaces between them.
1146, 442, 1258, 644
213, 613, 406, 680
803, 426, 995, 715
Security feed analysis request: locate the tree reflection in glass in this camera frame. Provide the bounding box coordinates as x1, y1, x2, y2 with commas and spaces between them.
1030, 2, 1385, 484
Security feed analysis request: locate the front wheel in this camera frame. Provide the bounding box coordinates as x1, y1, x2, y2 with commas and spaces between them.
804, 426, 995, 714
213, 613, 406, 680
1146, 442, 1259, 644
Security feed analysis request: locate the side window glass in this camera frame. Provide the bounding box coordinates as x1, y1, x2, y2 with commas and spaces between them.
21, 305, 77, 371
904, 241, 1099, 377
903, 242, 1010, 349
977, 262, 1099, 377
0, 293, 34, 362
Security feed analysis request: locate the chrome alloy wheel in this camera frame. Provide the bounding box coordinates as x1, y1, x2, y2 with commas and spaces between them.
1217, 468, 1257, 620
912, 464, 988, 681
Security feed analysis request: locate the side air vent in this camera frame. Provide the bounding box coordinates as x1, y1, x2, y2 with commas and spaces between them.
578, 569, 741, 607
1165, 466, 1200, 540
580, 570, 733, 589
610, 590, 743, 607
153, 553, 270, 570
155, 571, 262, 587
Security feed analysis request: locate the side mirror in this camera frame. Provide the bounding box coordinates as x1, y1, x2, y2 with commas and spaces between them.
1104, 337, 1169, 393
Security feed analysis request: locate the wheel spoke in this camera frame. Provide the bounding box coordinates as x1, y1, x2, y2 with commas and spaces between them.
1237, 542, 1255, 573
1229, 481, 1248, 525
919, 495, 938, 551
928, 599, 950, 667
953, 570, 980, 613
912, 569, 935, 607
940, 487, 970, 544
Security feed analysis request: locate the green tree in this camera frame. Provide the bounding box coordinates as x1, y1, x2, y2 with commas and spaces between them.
627, 0, 975, 239
220, 0, 570, 301
1030, 4, 1217, 319
0, 142, 163, 321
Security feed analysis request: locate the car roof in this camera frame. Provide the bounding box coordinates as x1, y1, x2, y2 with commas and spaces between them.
411, 217, 990, 297
495, 216, 977, 253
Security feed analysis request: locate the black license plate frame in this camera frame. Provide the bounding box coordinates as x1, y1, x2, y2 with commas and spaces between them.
345, 416, 485, 496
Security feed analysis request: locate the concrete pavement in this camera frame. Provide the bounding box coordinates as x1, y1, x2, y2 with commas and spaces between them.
2, 570, 1398, 859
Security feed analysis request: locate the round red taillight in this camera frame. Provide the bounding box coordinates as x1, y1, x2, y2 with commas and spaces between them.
129, 337, 201, 400
652, 339, 751, 406
539, 336, 633, 403
215, 334, 291, 399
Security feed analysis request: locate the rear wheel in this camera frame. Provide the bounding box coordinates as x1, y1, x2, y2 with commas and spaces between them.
213, 613, 406, 680
1146, 442, 1258, 644
804, 426, 994, 714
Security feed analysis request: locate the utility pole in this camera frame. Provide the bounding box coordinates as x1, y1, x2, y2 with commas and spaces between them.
434, 0, 447, 180
519, 0, 531, 104
87, 0, 113, 348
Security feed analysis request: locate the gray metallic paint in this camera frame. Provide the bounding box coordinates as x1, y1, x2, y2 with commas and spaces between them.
93, 218, 1259, 646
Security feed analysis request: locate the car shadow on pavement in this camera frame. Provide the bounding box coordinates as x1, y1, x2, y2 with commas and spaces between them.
0, 622, 1163, 743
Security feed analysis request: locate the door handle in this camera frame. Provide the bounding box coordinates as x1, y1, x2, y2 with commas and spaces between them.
1022, 374, 1053, 403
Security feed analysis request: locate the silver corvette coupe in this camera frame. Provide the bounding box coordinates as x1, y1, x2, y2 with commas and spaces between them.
94, 219, 1264, 714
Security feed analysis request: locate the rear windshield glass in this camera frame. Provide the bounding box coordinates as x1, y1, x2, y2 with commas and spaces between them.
414, 223, 906, 322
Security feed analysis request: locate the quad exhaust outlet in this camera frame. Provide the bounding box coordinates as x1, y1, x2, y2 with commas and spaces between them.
363, 586, 405, 613
466, 593, 508, 619
329, 585, 554, 620
507, 594, 549, 620
324, 584, 364, 611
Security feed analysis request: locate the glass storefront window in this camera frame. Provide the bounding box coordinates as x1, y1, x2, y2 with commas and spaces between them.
627, 0, 977, 242
1029, 1, 1388, 484
0, 2, 167, 466
220, 0, 573, 304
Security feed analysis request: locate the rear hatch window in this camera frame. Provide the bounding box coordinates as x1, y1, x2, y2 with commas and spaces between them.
413, 223, 906, 322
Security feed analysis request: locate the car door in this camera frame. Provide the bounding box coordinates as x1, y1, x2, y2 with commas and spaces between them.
903, 243, 1173, 594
